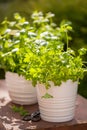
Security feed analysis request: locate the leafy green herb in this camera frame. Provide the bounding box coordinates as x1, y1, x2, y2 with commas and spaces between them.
11, 105, 29, 116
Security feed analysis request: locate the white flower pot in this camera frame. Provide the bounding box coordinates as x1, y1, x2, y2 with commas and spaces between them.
6, 72, 37, 105
36, 80, 78, 122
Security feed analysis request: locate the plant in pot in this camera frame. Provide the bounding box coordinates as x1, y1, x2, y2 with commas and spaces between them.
0, 13, 38, 105
23, 14, 87, 122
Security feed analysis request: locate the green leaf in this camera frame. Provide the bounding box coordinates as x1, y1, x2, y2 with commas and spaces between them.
11, 105, 29, 116
14, 13, 21, 20
42, 93, 53, 99
78, 48, 87, 56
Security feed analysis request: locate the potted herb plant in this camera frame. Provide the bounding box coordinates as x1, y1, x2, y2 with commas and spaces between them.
0, 13, 38, 105
22, 12, 87, 122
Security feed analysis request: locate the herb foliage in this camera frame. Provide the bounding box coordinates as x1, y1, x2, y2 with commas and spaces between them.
0, 11, 87, 88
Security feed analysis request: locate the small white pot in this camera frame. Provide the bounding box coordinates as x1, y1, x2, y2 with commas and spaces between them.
36, 80, 78, 122
6, 72, 37, 105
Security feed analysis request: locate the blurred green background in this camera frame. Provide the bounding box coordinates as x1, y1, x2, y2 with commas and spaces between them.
0, 0, 87, 98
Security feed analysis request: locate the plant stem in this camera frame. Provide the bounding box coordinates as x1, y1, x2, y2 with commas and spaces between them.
66, 31, 68, 51
83, 61, 87, 64
84, 69, 87, 72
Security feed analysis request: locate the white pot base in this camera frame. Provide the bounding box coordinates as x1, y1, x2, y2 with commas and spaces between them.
36, 80, 78, 122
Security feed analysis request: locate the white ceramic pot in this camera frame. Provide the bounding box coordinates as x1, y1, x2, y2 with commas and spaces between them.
6, 72, 37, 105
36, 80, 78, 122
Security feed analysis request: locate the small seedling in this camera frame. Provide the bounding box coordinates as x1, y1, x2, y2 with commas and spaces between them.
11, 105, 29, 116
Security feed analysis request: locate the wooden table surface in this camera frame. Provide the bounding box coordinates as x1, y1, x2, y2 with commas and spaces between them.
0, 79, 87, 130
